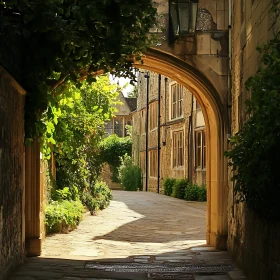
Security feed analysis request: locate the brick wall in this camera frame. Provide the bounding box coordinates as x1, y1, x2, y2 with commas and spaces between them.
229, 1, 280, 279
0, 67, 26, 279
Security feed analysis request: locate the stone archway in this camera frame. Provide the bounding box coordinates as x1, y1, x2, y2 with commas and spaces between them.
25, 47, 229, 256
134, 48, 228, 250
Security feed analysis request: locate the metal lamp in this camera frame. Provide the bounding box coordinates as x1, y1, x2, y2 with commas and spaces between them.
169, 0, 198, 36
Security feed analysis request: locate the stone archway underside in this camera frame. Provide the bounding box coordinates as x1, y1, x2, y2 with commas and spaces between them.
134, 48, 228, 250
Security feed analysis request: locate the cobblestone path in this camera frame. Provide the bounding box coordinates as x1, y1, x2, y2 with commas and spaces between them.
9, 191, 246, 280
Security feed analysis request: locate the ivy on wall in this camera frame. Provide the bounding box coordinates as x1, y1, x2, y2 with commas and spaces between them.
226, 31, 280, 220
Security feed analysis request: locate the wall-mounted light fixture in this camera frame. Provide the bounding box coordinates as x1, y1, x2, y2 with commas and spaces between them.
169, 0, 198, 40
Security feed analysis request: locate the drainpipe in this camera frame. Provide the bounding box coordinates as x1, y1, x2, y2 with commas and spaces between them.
188, 95, 194, 183
157, 74, 161, 194
228, 0, 234, 218
145, 72, 150, 192
163, 77, 168, 144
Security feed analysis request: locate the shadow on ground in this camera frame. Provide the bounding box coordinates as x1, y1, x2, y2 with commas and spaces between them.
91, 191, 207, 243
9, 245, 242, 280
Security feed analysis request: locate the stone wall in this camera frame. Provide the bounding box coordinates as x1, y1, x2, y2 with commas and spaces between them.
0, 67, 26, 280
133, 71, 194, 193
229, 0, 280, 279
100, 163, 122, 190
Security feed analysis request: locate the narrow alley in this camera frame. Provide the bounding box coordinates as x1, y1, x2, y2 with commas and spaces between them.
9, 191, 246, 280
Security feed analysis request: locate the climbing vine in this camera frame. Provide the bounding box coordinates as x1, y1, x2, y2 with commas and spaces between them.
225, 30, 280, 220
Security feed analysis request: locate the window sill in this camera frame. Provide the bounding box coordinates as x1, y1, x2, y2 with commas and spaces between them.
172, 166, 184, 170
166, 117, 185, 126
195, 167, 206, 172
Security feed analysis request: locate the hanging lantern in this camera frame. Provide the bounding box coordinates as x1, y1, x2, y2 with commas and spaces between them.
169, 0, 198, 37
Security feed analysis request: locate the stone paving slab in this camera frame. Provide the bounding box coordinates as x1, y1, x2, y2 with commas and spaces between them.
8, 191, 247, 280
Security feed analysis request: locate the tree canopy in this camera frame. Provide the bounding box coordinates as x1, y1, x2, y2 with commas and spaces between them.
0, 0, 157, 137
45, 75, 120, 192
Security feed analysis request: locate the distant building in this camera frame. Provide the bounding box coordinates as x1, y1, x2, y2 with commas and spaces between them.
104, 92, 136, 137
132, 71, 206, 193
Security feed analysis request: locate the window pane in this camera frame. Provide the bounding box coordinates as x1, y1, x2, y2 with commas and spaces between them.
196, 131, 202, 168
114, 119, 123, 137
173, 131, 184, 167
170, 2, 179, 35
104, 120, 113, 135
178, 2, 190, 33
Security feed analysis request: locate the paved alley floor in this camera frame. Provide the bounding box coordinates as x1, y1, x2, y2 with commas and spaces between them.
9, 191, 246, 280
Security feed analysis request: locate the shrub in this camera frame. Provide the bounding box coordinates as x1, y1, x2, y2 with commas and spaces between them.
89, 181, 113, 201
197, 184, 207, 201
51, 186, 79, 202
171, 179, 189, 199
185, 184, 207, 201
185, 184, 199, 201
45, 200, 85, 233
81, 180, 112, 214
80, 192, 99, 215
118, 154, 142, 191
163, 178, 176, 196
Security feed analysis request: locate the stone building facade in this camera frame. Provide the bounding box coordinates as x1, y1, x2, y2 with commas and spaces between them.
228, 1, 280, 279
132, 70, 206, 193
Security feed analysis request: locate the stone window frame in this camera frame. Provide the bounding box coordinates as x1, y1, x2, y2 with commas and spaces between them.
195, 129, 206, 170
104, 116, 131, 138
140, 151, 146, 175
140, 109, 146, 135
172, 129, 184, 169
149, 101, 158, 131
149, 149, 158, 178
169, 82, 184, 121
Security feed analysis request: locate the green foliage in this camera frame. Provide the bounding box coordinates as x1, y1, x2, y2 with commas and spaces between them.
45, 199, 85, 233
51, 186, 79, 202
171, 179, 189, 199
184, 184, 207, 201
45, 76, 119, 192
99, 134, 132, 182
197, 184, 207, 202
80, 181, 112, 214
1, 0, 158, 138
163, 177, 207, 202
184, 184, 198, 201
118, 154, 142, 191
89, 181, 113, 200
225, 31, 280, 220
80, 192, 99, 215
163, 178, 176, 196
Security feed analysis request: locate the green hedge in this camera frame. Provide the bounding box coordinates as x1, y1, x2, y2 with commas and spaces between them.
171, 179, 189, 199
163, 178, 207, 202
163, 178, 176, 196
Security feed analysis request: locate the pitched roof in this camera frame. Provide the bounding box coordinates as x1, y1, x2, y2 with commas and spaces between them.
125, 97, 137, 112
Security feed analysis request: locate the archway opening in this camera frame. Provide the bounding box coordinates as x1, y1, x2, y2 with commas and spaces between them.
133, 48, 228, 250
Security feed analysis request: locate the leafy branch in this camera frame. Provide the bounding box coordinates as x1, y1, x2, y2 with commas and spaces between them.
1, 0, 157, 138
